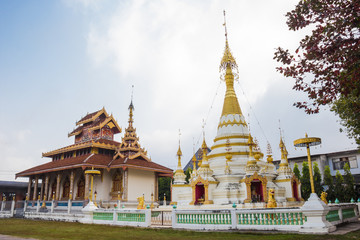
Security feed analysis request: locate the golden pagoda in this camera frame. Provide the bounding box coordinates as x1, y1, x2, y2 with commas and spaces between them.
171, 11, 302, 207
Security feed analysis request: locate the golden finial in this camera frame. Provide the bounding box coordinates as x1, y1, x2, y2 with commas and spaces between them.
223, 10, 228, 42
248, 133, 255, 157
177, 129, 182, 157
220, 10, 238, 73
266, 142, 273, 163
201, 119, 207, 155
191, 137, 198, 173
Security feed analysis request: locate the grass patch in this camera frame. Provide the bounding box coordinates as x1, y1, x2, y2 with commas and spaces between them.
0, 219, 358, 240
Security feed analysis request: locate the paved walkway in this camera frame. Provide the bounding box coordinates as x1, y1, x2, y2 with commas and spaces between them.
330, 221, 360, 235
0, 235, 37, 240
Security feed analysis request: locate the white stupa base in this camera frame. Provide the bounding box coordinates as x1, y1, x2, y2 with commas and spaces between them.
300, 193, 336, 234
82, 201, 98, 212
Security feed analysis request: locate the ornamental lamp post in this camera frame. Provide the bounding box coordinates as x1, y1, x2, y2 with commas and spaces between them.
294, 133, 321, 195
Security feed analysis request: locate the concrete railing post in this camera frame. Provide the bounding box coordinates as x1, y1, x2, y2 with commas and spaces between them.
51, 200, 55, 213
36, 200, 40, 213
231, 209, 237, 229
10, 200, 15, 217
68, 199, 72, 214
145, 209, 151, 227
0, 201, 4, 212
172, 209, 177, 228
113, 209, 117, 223
24, 200, 27, 212
338, 207, 343, 222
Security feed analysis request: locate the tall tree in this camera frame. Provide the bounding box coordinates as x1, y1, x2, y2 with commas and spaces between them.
158, 177, 171, 202
301, 161, 311, 200
331, 93, 360, 145
274, 0, 360, 143
343, 163, 356, 202
323, 165, 335, 202
185, 168, 192, 183
313, 162, 322, 196
334, 170, 344, 202
293, 163, 301, 180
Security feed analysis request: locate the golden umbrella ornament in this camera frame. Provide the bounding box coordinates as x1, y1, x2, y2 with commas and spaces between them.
294, 133, 321, 195
84, 167, 101, 202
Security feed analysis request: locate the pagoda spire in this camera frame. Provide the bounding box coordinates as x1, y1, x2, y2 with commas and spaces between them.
219, 10, 242, 118
174, 129, 186, 185
128, 85, 134, 127
116, 91, 148, 160
277, 133, 292, 177
176, 129, 184, 171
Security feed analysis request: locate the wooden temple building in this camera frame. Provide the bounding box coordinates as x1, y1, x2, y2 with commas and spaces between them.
16, 103, 173, 204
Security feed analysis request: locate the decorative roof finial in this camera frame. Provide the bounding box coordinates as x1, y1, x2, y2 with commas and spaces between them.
223, 10, 228, 42
177, 129, 182, 157
129, 85, 134, 110
220, 10, 238, 74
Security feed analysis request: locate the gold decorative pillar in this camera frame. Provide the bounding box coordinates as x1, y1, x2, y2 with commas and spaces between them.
32, 176, 39, 201
26, 177, 32, 200
56, 174, 61, 201
190, 184, 196, 205
204, 185, 213, 205
44, 175, 49, 201
84, 173, 90, 200
70, 171, 74, 200
263, 182, 268, 202
244, 182, 251, 203
294, 134, 321, 195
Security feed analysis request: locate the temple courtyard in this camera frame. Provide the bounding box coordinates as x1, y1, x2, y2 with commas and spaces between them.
0, 219, 359, 240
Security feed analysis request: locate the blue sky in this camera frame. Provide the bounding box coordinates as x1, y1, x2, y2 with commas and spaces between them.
0, 0, 356, 181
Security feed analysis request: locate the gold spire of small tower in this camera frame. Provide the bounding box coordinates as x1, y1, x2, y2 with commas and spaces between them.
175, 129, 184, 174
246, 132, 259, 172
277, 133, 292, 176
219, 10, 242, 118
279, 137, 289, 167
266, 142, 273, 164
174, 129, 186, 184
197, 133, 214, 180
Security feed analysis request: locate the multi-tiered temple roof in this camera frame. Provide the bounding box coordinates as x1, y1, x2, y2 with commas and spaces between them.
16, 106, 172, 178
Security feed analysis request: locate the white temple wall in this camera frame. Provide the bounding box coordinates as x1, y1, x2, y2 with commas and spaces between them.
93, 170, 112, 201
172, 185, 191, 205
127, 168, 155, 202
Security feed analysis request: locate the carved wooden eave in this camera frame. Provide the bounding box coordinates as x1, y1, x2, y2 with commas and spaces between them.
42, 140, 119, 157
76, 107, 109, 126
88, 115, 122, 134
191, 175, 209, 187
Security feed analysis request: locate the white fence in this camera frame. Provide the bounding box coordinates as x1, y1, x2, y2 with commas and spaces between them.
172, 208, 307, 231
80, 209, 151, 227
0, 200, 359, 234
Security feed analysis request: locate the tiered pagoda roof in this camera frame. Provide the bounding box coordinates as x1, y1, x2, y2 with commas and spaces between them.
114, 101, 150, 162
68, 108, 121, 143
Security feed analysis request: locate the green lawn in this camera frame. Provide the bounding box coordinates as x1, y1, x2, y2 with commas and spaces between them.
0, 219, 358, 240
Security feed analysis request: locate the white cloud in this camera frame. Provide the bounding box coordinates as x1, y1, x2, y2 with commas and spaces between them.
81, 0, 356, 169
